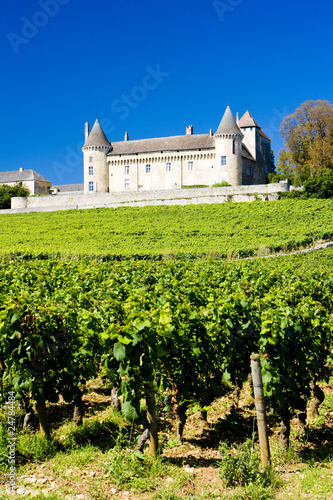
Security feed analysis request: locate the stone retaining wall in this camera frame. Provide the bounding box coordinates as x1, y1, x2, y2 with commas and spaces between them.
8, 182, 289, 213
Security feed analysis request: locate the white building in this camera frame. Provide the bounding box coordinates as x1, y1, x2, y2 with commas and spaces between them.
82, 106, 271, 194
0, 167, 51, 195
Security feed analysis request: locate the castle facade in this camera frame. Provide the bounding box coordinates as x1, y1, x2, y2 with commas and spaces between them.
82, 106, 271, 194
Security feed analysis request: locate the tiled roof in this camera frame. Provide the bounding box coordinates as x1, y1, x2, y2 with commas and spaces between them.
259, 129, 270, 140
0, 169, 51, 183
52, 184, 84, 192
84, 119, 110, 147
107, 132, 253, 161
108, 134, 215, 155
238, 111, 271, 140
242, 144, 255, 161
238, 110, 260, 128
215, 106, 243, 136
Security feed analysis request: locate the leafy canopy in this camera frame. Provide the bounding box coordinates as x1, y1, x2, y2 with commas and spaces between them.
278, 100, 333, 182
0, 183, 30, 209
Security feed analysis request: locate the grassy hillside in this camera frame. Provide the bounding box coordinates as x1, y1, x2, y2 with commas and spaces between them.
0, 199, 333, 258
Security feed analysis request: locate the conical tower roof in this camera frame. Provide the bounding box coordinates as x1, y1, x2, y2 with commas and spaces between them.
215, 106, 243, 136
238, 110, 260, 128
83, 119, 110, 147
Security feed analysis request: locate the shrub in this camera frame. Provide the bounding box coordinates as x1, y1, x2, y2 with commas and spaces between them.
212, 181, 231, 187
0, 183, 30, 209
303, 173, 333, 198
219, 439, 274, 488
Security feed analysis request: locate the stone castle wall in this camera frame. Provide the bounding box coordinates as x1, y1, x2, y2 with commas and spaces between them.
7, 182, 289, 214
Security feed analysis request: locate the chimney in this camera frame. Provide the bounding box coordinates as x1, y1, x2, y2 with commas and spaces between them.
236, 112, 239, 124
209, 129, 213, 137
19, 167, 24, 172
186, 125, 193, 135
85, 122, 89, 141
124, 131, 129, 141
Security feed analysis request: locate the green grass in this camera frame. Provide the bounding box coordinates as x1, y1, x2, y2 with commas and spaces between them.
0, 199, 333, 258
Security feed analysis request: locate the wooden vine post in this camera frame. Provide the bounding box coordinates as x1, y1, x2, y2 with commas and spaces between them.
146, 380, 158, 456
250, 354, 270, 467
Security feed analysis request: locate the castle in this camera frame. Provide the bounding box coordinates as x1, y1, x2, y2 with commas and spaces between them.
82, 106, 272, 194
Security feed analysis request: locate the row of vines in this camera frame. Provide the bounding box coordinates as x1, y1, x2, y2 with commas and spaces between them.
1, 199, 333, 258
0, 254, 332, 451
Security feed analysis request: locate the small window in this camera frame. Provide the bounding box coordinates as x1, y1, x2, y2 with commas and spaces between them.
243, 165, 247, 174
125, 165, 129, 175
166, 162, 171, 172
125, 179, 130, 190
188, 161, 194, 171
89, 156, 93, 162
232, 139, 235, 154
146, 164, 151, 173
250, 167, 254, 177
89, 181, 94, 192
221, 156, 227, 166
88, 166, 93, 175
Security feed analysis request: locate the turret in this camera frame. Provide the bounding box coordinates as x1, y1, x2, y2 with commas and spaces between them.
82, 119, 111, 194
238, 111, 271, 183
214, 106, 243, 186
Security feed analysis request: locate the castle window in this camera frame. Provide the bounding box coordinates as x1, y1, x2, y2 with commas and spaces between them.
243, 165, 247, 174
125, 179, 130, 190
188, 161, 194, 171
166, 162, 171, 172
146, 164, 151, 173
232, 139, 235, 154
125, 165, 129, 175
89, 181, 94, 192
221, 156, 226, 166
89, 156, 93, 162
250, 167, 254, 177
88, 166, 93, 175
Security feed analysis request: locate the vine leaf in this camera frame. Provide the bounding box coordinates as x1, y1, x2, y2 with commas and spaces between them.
113, 342, 126, 362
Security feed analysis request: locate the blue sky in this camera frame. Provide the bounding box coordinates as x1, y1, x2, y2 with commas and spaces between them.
1, 0, 332, 185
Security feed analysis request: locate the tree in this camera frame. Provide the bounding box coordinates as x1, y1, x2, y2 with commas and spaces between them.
0, 183, 30, 209
278, 100, 333, 180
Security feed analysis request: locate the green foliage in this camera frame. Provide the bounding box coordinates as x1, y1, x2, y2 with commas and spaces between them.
105, 449, 169, 492
0, 183, 30, 209
279, 172, 333, 199
1, 199, 333, 258
278, 100, 333, 179
182, 184, 209, 188
228, 484, 276, 500
303, 172, 333, 198
219, 440, 275, 488
212, 181, 231, 187
278, 189, 305, 199
17, 433, 58, 461
267, 172, 291, 183
0, 251, 333, 439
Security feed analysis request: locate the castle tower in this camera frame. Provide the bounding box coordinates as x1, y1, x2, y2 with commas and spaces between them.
238, 110, 271, 183
82, 119, 111, 194
238, 110, 260, 160
214, 106, 244, 186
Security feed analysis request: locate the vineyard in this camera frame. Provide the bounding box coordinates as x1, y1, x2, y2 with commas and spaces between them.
0, 199, 333, 499
1, 198, 333, 258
